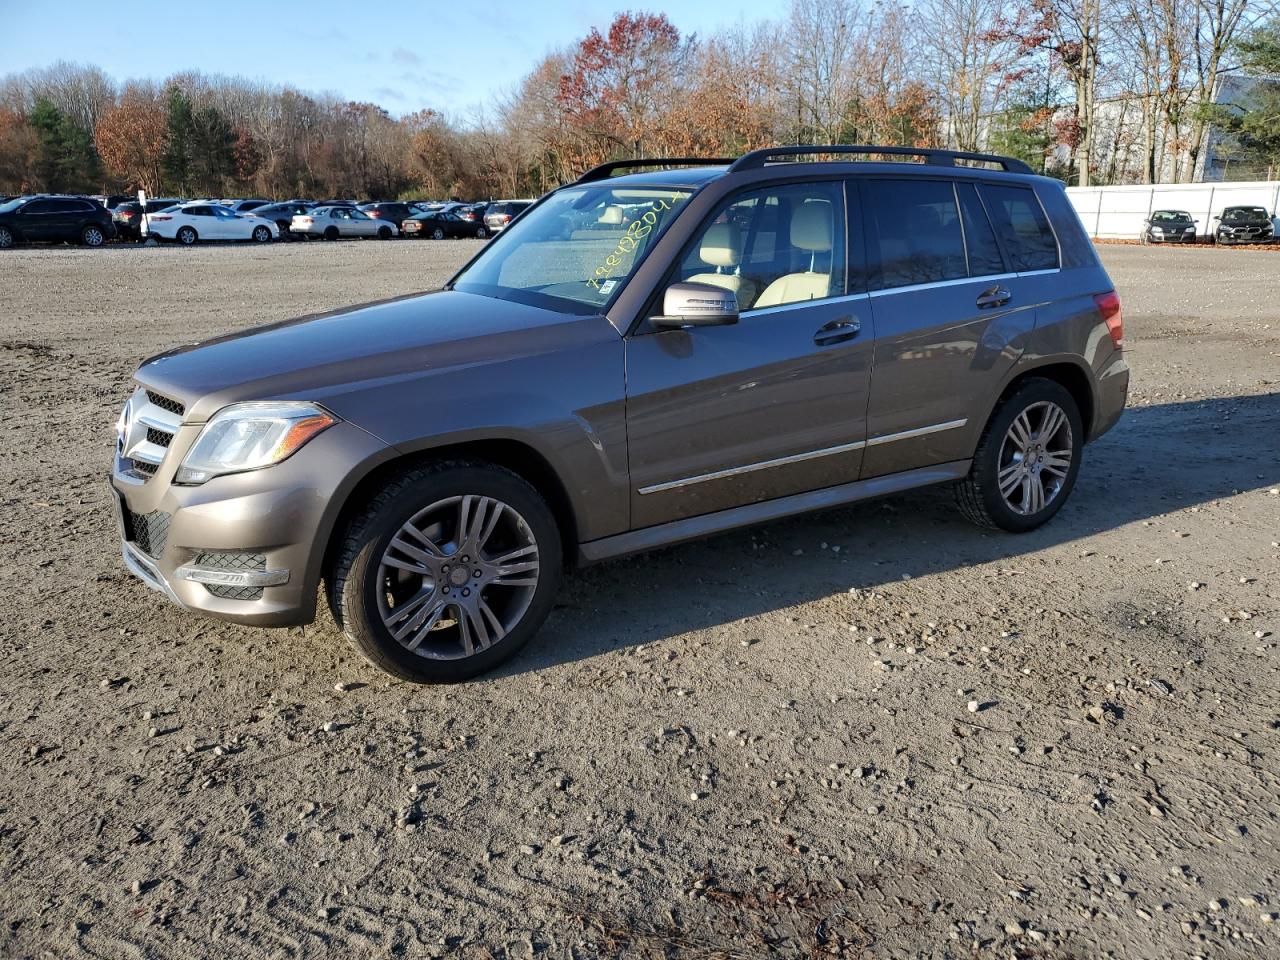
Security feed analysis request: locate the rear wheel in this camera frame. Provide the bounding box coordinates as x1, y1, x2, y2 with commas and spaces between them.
177, 226, 198, 245
328, 462, 563, 683
81, 225, 106, 247
0, 225, 14, 249
377, 225, 392, 240
955, 378, 1083, 532
252, 225, 271, 243
324, 226, 339, 241
431, 227, 445, 240
475, 225, 488, 239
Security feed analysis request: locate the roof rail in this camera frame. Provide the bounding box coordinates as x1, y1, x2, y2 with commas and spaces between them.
575, 157, 735, 183
728, 145, 1034, 175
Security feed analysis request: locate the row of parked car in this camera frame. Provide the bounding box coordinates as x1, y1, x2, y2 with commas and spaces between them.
0, 194, 534, 248
1139, 206, 1277, 245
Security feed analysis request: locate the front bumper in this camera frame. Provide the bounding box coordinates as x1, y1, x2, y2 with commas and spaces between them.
110, 419, 392, 627
1218, 228, 1274, 243
1148, 231, 1196, 243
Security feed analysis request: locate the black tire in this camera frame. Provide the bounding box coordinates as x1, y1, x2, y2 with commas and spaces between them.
475, 225, 488, 239
955, 377, 1083, 532
81, 224, 106, 247
377, 225, 392, 240
252, 225, 271, 243
324, 226, 339, 241
327, 461, 563, 683
431, 227, 445, 240
177, 226, 198, 245
0, 225, 14, 249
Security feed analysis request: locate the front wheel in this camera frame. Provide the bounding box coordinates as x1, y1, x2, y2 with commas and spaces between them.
0, 225, 14, 249
177, 226, 198, 245
252, 225, 271, 243
328, 462, 563, 683
955, 378, 1083, 532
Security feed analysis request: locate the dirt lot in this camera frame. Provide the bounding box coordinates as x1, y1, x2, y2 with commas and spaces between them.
2, 239, 1278, 959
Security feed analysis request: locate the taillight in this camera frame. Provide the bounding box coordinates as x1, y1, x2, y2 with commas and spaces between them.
369, 210, 383, 217
1094, 291, 1123, 349
501, 215, 511, 223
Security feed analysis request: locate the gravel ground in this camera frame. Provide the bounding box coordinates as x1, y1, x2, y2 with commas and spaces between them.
1, 239, 1278, 959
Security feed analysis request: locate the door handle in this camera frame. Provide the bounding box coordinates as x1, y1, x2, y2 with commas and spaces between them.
976, 285, 1012, 310
813, 317, 861, 346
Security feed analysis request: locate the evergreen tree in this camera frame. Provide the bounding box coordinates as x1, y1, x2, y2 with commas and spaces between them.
162, 85, 193, 192
29, 97, 100, 192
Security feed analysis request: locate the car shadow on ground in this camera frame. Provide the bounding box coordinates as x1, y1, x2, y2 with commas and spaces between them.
502, 392, 1280, 677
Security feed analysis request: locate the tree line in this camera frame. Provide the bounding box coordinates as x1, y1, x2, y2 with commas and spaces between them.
1, 0, 1277, 201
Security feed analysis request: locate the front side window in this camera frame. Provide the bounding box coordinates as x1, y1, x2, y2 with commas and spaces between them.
24, 200, 53, 214
452, 184, 692, 313
864, 179, 967, 289
980, 184, 1059, 271
673, 181, 846, 312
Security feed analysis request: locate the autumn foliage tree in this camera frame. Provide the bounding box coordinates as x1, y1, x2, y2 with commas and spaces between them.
94, 86, 168, 191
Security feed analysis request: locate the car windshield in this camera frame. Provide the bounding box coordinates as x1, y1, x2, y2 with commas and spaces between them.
452, 184, 693, 313
0, 196, 30, 213
1151, 211, 1190, 222
1223, 207, 1268, 223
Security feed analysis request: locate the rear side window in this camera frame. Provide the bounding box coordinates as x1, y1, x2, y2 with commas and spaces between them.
980, 184, 1059, 271
863, 179, 966, 290
1035, 183, 1097, 269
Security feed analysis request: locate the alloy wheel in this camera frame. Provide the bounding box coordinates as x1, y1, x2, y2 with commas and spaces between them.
253, 226, 270, 242
997, 401, 1072, 516
83, 227, 104, 246
0, 227, 13, 249
376, 495, 540, 660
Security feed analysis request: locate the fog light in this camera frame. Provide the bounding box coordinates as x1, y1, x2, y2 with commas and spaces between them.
174, 564, 290, 588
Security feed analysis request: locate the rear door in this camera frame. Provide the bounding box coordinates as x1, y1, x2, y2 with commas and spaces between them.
858, 176, 1040, 479
625, 179, 875, 528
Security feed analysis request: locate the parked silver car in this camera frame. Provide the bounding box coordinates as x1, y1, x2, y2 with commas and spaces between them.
290, 206, 398, 240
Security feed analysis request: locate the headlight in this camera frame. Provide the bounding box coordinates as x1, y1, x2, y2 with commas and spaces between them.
175, 401, 336, 484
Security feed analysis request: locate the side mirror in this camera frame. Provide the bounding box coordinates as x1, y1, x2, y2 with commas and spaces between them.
1142, 218, 1150, 224
651, 281, 739, 329
1212, 215, 1220, 220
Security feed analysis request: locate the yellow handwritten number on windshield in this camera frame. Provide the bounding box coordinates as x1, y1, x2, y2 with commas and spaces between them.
587, 198, 675, 292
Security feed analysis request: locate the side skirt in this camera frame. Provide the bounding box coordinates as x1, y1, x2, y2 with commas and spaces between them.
577, 459, 972, 565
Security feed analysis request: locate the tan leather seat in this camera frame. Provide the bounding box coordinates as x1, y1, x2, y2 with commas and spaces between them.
687, 222, 753, 308
754, 201, 833, 308
598, 205, 624, 225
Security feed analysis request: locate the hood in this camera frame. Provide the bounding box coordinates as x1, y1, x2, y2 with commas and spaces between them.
135, 289, 617, 424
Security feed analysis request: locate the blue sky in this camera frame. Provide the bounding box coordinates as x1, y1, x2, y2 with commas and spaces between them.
3, 0, 787, 117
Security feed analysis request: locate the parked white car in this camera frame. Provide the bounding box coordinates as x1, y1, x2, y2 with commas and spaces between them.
147, 203, 279, 244
290, 206, 399, 240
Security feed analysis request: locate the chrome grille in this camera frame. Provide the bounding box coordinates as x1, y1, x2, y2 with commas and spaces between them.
146, 391, 185, 416
118, 387, 183, 482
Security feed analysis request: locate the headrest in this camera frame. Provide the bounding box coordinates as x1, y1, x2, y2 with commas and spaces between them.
791, 201, 832, 252
699, 222, 741, 268
598, 205, 623, 225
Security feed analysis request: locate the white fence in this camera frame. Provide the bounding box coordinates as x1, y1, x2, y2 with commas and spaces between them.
1066, 181, 1280, 240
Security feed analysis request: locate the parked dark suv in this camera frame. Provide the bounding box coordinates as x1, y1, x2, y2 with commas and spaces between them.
0, 195, 116, 248
110, 145, 1128, 682
1213, 205, 1275, 245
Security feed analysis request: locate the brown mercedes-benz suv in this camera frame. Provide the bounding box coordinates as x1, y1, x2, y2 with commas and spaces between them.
111, 145, 1129, 682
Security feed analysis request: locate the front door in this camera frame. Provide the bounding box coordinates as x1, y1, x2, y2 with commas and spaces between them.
625, 180, 874, 529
